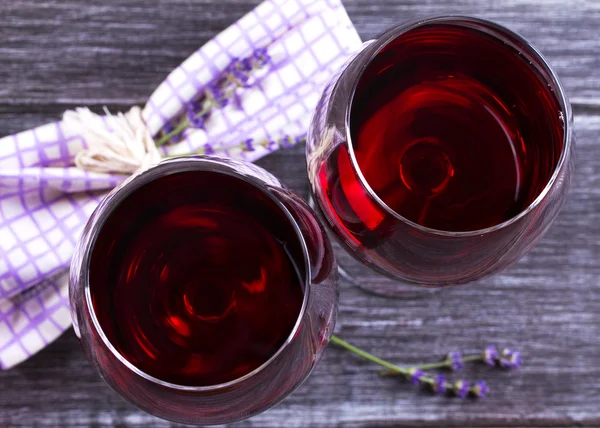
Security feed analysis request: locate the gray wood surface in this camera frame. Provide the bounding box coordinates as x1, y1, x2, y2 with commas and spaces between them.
1, 0, 599, 426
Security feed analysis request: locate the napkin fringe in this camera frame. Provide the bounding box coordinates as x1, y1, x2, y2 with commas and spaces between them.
63, 106, 161, 175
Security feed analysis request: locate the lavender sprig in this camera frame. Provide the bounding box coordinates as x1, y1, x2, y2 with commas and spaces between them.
243, 138, 255, 152
163, 134, 306, 159
499, 348, 522, 369
408, 368, 424, 385
380, 345, 521, 374
202, 143, 215, 155
329, 335, 487, 398
156, 48, 272, 147
454, 380, 470, 399
431, 374, 447, 394
483, 345, 499, 366
446, 351, 465, 371
472, 380, 489, 398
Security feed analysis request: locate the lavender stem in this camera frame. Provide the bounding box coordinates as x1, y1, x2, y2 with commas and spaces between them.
380, 354, 482, 375
156, 48, 271, 147
156, 119, 189, 147
330, 335, 486, 396
330, 335, 409, 375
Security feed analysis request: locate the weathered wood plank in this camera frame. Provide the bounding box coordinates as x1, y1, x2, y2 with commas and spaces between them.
0, 0, 598, 106
344, 0, 600, 105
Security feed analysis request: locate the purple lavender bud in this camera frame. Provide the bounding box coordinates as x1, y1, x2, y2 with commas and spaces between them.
206, 84, 223, 101
472, 380, 488, 398
187, 109, 206, 129
162, 121, 175, 135
294, 135, 306, 145
226, 58, 241, 73
445, 351, 464, 371
241, 57, 253, 72
203, 143, 215, 155
431, 374, 447, 394
408, 369, 424, 385
206, 85, 229, 108
266, 139, 278, 150
217, 97, 229, 108
482, 345, 498, 366
500, 349, 522, 369
161, 120, 183, 143
243, 138, 255, 152
252, 47, 271, 66
511, 351, 522, 368
229, 58, 245, 72
187, 96, 205, 115
233, 69, 250, 86
280, 135, 295, 148
454, 380, 470, 399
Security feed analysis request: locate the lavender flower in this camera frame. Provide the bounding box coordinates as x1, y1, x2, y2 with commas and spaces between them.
453, 380, 470, 398
227, 57, 252, 86
445, 351, 464, 371
156, 48, 273, 147
233, 70, 251, 86
188, 98, 205, 115
482, 345, 498, 366
431, 374, 447, 394
241, 57, 254, 72
226, 57, 241, 72
162, 121, 175, 135
252, 47, 271, 66
206, 84, 229, 108
230, 50, 271, 88
499, 349, 522, 369
161, 120, 182, 143
472, 380, 489, 398
206, 83, 222, 98
187, 108, 206, 129
408, 369, 424, 385
242, 138, 255, 152
203, 143, 215, 155
325, 336, 521, 401
280, 135, 295, 148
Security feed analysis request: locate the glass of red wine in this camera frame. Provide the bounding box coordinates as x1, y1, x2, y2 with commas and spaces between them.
307, 16, 573, 296
69, 156, 338, 425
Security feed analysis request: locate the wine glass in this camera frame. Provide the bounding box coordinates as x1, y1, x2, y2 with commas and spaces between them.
69, 156, 338, 425
307, 16, 573, 296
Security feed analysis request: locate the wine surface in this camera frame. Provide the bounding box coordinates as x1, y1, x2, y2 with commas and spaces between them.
343, 23, 564, 232
90, 170, 305, 386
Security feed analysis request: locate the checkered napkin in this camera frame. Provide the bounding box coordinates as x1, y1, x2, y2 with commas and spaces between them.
0, 0, 361, 369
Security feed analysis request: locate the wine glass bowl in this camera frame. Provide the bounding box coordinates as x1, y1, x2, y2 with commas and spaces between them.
69, 156, 338, 425
307, 16, 573, 293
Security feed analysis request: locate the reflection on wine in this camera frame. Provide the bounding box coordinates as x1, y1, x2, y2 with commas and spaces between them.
90, 170, 305, 386
72, 157, 339, 424
308, 17, 572, 287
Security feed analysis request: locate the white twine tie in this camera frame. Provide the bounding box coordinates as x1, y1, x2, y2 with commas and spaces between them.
63, 106, 162, 175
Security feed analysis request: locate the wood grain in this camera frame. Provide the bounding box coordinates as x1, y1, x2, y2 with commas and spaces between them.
0, 0, 599, 106
0, 0, 599, 426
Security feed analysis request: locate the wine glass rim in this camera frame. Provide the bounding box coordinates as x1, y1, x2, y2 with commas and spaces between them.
344, 15, 573, 237
82, 156, 312, 392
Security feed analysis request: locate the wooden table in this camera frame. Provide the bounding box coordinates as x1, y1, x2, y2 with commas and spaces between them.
1, 0, 599, 426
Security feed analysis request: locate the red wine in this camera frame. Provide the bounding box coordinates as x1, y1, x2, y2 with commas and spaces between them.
324, 24, 563, 233
89, 170, 305, 386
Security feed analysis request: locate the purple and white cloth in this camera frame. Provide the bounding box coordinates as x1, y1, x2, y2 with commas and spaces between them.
0, 0, 361, 369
